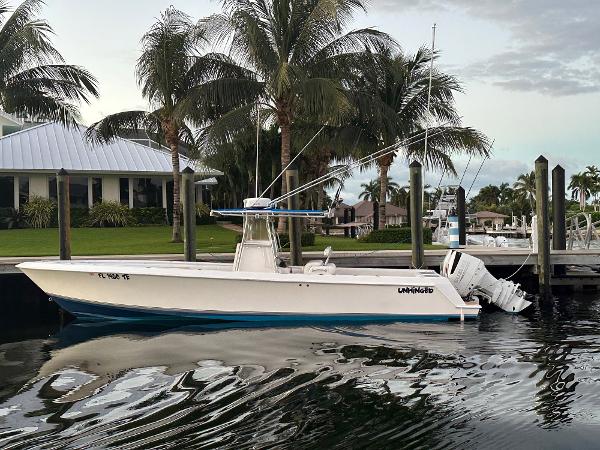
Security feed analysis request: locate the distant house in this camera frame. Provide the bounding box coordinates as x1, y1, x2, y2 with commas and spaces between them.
0, 122, 222, 210
474, 211, 509, 229
334, 200, 407, 226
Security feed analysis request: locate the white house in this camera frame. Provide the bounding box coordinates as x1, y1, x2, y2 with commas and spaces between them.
0, 122, 222, 210
334, 200, 407, 226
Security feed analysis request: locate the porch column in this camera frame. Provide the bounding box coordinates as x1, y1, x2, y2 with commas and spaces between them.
13, 176, 19, 210
128, 178, 134, 209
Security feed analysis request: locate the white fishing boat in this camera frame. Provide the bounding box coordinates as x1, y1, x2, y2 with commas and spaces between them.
18, 197, 534, 323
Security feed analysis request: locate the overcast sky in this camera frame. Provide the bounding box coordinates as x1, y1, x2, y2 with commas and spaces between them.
43, 0, 600, 201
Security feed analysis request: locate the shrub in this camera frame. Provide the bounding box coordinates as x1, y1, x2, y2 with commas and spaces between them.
71, 207, 89, 228
0, 207, 26, 229
361, 227, 432, 244
195, 202, 216, 225
131, 207, 166, 225
23, 196, 56, 228
87, 201, 133, 227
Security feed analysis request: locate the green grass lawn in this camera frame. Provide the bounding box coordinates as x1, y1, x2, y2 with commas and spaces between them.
0, 226, 441, 257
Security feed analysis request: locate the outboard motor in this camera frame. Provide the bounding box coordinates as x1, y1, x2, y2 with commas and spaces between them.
442, 250, 532, 313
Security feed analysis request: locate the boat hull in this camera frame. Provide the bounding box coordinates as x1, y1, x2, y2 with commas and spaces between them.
18, 260, 480, 323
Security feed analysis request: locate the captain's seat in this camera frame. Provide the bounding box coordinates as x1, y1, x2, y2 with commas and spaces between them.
303, 261, 336, 275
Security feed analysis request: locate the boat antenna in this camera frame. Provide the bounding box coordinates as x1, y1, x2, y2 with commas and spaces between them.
457, 153, 473, 188
260, 124, 326, 199
255, 104, 260, 197
423, 22, 437, 210
466, 139, 494, 198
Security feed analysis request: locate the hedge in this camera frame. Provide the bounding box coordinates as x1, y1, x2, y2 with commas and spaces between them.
131, 207, 166, 225
361, 227, 432, 244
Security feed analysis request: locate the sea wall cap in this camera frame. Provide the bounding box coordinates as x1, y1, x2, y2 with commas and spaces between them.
409, 160, 422, 168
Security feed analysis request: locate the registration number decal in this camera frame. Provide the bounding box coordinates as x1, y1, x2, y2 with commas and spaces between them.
398, 286, 434, 294
97, 273, 130, 280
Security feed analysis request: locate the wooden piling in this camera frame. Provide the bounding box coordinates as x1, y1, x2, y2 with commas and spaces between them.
286, 169, 302, 266
552, 165, 566, 276
182, 167, 196, 262
535, 155, 551, 297
409, 161, 424, 269
343, 208, 350, 238
57, 168, 71, 260
456, 186, 466, 247
350, 207, 356, 239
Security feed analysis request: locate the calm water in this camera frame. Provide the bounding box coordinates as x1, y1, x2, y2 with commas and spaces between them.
2, 289, 600, 449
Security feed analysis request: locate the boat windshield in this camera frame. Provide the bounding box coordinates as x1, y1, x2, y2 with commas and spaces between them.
244, 216, 271, 241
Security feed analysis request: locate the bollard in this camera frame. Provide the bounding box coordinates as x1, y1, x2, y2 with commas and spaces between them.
286, 168, 302, 266
552, 165, 566, 276
456, 186, 466, 247
350, 207, 356, 239
448, 213, 459, 249
373, 200, 379, 231
409, 161, 424, 269
343, 208, 350, 238
182, 167, 196, 262
535, 156, 551, 298
57, 168, 71, 260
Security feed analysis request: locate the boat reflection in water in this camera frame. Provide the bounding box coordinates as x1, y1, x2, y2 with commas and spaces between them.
2, 292, 600, 449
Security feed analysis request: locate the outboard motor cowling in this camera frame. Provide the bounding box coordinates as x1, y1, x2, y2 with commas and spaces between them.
442, 250, 532, 313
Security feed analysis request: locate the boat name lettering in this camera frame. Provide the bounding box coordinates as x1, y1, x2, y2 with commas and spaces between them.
397, 286, 434, 294
97, 273, 130, 280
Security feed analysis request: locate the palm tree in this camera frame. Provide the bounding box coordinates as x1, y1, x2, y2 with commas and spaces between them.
585, 165, 600, 210
200, 0, 393, 231
359, 180, 379, 202
87, 8, 249, 242
513, 171, 536, 210
0, 0, 98, 123
347, 48, 489, 229
569, 172, 595, 211
390, 185, 409, 208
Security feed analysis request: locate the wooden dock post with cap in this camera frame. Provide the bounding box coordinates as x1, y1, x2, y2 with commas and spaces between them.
535, 155, 551, 297
286, 168, 302, 266
57, 168, 71, 260
350, 206, 356, 239
373, 200, 379, 231
552, 164, 566, 276
343, 208, 350, 238
456, 186, 466, 247
182, 167, 196, 262
410, 161, 424, 269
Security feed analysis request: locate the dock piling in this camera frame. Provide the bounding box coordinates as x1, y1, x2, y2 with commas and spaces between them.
57, 168, 71, 260
456, 186, 466, 247
373, 201, 379, 231
552, 165, 566, 276
182, 167, 196, 262
350, 207, 356, 239
343, 208, 350, 238
409, 161, 425, 269
535, 156, 551, 297
286, 168, 302, 266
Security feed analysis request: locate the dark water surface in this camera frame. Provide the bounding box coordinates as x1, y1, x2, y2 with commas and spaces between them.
2, 290, 600, 449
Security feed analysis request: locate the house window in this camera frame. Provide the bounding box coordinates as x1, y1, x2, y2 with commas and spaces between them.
92, 177, 102, 204
119, 178, 129, 205
69, 176, 88, 208
0, 175, 14, 207
48, 176, 57, 201
19, 176, 29, 207
133, 177, 162, 207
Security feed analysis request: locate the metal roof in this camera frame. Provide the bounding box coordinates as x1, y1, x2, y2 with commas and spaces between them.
0, 122, 223, 176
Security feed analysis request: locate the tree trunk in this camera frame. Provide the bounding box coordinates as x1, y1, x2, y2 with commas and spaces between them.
277, 122, 291, 233
163, 119, 182, 243
378, 163, 389, 230
581, 190, 586, 211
